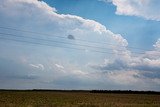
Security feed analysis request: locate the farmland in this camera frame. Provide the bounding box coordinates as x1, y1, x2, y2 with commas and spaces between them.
0, 90, 160, 107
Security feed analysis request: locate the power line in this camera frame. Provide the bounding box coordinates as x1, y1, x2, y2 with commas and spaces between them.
0, 32, 120, 51
0, 37, 126, 55
0, 32, 146, 55
0, 26, 67, 39
1, 35, 156, 57
0, 32, 146, 54
0, 26, 152, 51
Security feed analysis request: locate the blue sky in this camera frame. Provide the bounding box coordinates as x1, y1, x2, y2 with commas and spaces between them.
45, 0, 160, 50
0, 0, 160, 90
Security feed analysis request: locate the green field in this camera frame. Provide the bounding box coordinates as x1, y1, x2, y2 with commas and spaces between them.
0, 91, 160, 107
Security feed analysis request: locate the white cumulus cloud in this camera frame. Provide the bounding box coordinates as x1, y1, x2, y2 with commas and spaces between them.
101, 0, 160, 21
154, 38, 160, 50
91, 38, 160, 86
0, 0, 159, 90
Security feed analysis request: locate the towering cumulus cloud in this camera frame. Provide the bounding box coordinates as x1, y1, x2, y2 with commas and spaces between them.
0, 0, 159, 90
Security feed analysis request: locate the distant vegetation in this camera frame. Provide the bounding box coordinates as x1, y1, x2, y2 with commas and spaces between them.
0, 90, 160, 107
90, 90, 160, 94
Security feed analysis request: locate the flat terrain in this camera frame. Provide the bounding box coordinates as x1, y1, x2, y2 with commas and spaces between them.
0, 91, 160, 107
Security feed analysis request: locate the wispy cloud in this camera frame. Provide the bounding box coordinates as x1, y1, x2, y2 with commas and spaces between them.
30, 64, 44, 71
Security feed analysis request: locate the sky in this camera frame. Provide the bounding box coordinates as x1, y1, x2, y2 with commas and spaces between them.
0, 0, 160, 91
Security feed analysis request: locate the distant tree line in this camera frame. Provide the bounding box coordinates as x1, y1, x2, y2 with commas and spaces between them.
90, 90, 160, 95
0, 89, 159, 95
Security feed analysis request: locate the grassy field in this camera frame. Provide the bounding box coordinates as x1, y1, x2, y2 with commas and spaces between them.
0, 91, 160, 107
